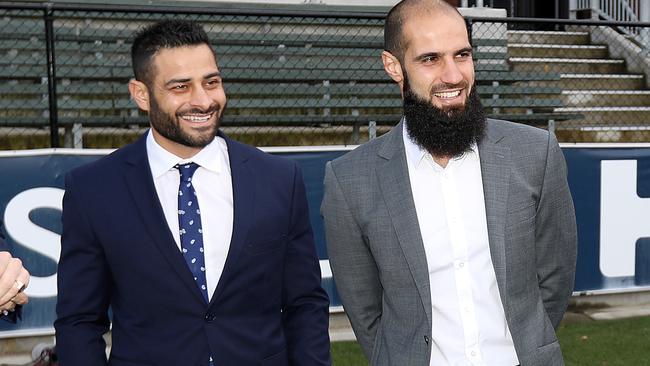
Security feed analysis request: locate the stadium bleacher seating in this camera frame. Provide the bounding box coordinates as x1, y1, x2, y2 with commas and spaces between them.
0, 11, 580, 138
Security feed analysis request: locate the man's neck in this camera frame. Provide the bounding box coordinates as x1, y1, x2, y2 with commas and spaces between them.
432, 154, 451, 168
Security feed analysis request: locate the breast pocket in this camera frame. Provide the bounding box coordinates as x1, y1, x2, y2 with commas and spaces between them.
245, 235, 287, 255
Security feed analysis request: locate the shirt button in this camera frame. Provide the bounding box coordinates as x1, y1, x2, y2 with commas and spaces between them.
459, 262, 465, 268
470, 351, 477, 357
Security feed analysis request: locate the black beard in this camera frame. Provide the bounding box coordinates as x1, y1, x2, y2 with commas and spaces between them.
148, 92, 221, 148
403, 74, 486, 158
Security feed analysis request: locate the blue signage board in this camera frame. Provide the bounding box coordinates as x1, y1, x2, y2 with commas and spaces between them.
1, 144, 650, 336
563, 146, 650, 293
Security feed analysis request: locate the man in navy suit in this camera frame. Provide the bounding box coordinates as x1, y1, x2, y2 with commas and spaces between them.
55, 20, 330, 365
0, 230, 30, 322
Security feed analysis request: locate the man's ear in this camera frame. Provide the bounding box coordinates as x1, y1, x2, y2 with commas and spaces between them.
128, 79, 151, 112
382, 50, 404, 84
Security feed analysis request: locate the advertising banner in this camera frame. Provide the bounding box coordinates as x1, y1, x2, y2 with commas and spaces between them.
1, 144, 649, 336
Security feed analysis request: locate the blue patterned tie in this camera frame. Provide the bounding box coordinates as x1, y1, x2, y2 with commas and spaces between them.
176, 163, 209, 303
177, 163, 214, 365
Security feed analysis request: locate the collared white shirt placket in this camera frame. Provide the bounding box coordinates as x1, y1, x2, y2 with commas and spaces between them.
438, 158, 484, 364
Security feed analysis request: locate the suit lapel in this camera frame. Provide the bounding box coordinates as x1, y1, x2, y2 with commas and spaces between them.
478, 123, 512, 310
208, 135, 254, 306
376, 122, 432, 326
123, 135, 206, 303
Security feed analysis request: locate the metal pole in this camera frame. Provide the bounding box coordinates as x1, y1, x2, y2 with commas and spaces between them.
642, 0, 650, 22
368, 121, 377, 140
590, 0, 599, 20
569, 0, 577, 19
44, 4, 59, 148
641, 0, 650, 51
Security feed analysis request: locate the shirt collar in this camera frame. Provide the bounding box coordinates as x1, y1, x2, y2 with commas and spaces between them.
146, 129, 227, 179
402, 118, 479, 169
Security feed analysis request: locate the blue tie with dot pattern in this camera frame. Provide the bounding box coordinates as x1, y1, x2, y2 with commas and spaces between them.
176, 162, 209, 304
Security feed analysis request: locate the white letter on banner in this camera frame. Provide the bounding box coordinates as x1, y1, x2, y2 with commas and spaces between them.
600, 160, 650, 277
3, 187, 64, 298
319, 259, 332, 279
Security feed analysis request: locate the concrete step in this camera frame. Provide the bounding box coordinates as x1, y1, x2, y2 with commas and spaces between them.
507, 30, 591, 45
554, 106, 650, 127
508, 44, 609, 59
0, 353, 31, 364
562, 90, 650, 107
520, 74, 646, 90
509, 57, 626, 74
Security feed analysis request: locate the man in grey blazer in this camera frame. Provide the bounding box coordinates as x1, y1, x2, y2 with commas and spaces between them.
321, 1, 577, 365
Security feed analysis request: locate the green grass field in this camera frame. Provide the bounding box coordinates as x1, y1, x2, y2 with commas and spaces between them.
331, 316, 650, 366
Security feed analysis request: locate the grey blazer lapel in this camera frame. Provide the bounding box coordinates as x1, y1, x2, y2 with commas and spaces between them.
376, 121, 432, 326
478, 123, 512, 310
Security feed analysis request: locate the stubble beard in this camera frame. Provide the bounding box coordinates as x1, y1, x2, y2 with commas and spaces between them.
148, 92, 222, 148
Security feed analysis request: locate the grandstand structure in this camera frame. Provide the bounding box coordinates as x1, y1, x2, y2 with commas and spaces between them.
0, 1, 648, 148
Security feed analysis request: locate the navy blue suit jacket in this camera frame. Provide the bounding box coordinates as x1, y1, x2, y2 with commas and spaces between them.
55, 133, 331, 366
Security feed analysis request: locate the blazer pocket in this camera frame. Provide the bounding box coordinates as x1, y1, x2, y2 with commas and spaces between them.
262, 348, 288, 366
536, 340, 563, 363
245, 235, 287, 255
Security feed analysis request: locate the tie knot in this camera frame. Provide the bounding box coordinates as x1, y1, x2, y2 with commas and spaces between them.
176, 162, 200, 181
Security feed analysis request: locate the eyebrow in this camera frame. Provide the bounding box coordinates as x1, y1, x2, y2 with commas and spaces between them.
164, 72, 222, 87
456, 47, 473, 55
414, 46, 473, 62
204, 71, 222, 80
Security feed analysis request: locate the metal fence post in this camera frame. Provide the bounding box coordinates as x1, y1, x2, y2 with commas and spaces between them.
641, 0, 650, 51
352, 121, 360, 144
44, 3, 59, 148
548, 119, 556, 135
368, 121, 376, 140
590, 0, 599, 20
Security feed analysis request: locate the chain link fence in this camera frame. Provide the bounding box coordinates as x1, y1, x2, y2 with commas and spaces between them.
1, 3, 649, 149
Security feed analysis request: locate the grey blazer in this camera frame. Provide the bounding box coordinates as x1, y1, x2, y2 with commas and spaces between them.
321, 119, 577, 366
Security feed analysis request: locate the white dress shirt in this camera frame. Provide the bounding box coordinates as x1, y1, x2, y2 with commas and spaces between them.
146, 131, 233, 302
402, 123, 519, 366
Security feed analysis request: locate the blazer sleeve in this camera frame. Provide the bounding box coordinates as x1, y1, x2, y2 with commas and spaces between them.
321, 162, 383, 360
281, 163, 332, 365
54, 172, 111, 365
535, 132, 578, 329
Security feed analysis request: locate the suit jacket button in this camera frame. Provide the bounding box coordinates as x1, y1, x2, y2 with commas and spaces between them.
205, 313, 216, 322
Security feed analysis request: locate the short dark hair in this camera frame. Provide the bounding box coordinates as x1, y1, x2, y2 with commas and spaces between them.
384, 0, 466, 63
131, 19, 214, 86
384, 1, 410, 63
